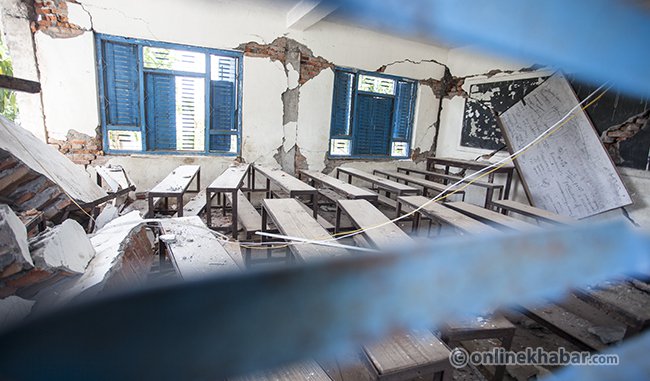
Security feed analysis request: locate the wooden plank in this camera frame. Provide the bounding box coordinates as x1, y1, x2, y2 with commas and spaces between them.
522, 302, 609, 351
428, 157, 514, 171
445, 201, 538, 231
301, 170, 378, 201
397, 167, 503, 190
262, 198, 347, 261
150, 165, 200, 195
337, 199, 411, 249
0, 74, 41, 93
337, 167, 418, 194
373, 169, 463, 195
318, 188, 342, 204
159, 217, 240, 280
225, 191, 262, 234
363, 328, 450, 377
398, 196, 498, 235
576, 282, 650, 330
230, 359, 332, 381
255, 165, 317, 195
491, 199, 575, 224
442, 314, 514, 341
208, 164, 249, 191
317, 348, 376, 381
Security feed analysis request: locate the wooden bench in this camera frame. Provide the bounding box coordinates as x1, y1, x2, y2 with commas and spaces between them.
427, 157, 516, 200
397, 196, 499, 236
147, 165, 201, 218
397, 167, 503, 207
489, 199, 575, 225
269, 188, 334, 231
257, 198, 347, 265
230, 359, 332, 381
334, 199, 453, 381
158, 217, 241, 279
335, 199, 411, 248
335, 167, 419, 199
225, 190, 262, 240
253, 165, 319, 218
373, 169, 465, 201
206, 164, 250, 237
300, 170, 378, 202
174, 189, 207, 217
444, 201, 538, 231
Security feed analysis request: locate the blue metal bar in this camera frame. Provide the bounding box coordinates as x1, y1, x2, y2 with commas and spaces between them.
0, 221, 647, 381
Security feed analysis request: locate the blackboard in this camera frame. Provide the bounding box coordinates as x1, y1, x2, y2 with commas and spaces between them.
498, 74, 632, 219
460, 74, 650, 170
461, 76, 548, 150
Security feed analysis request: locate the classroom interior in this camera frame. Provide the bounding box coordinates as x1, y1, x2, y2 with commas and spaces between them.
0, 1, 649, 380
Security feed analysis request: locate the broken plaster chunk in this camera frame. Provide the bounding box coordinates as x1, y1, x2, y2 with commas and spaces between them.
0, 204, 33, 278
0, 296, 35, 332
30, 219, 95, 274
159, 234, 177, 244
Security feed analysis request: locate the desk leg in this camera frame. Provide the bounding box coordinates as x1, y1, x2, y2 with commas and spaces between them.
413, 212, 421, 236
196, 170, 201, 192
485, 188, 494, 208
221, 192, 227, 216
335, 206, 341, 234
493, 332, 514, 381
177, 195, 184, 217
247, 169, 252, 201
265, 178, 271, 199
261, 207, 271, 259
147, 195, 154, 218
311, 193, 318, 218
231, 190, 238, 238
206, 191, 212, 228
504, 170, 513, 200
336, 169, 340, 179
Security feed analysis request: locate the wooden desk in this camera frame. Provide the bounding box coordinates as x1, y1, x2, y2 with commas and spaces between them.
260, 198, 347, 263
336, 199, 411, 249
426, 157, 516, 200
445, 201, 538, 231
147, 165, 200, 217
336, 167, 419, 199
397, 196, 499, 236
206, 164, 250, 237
373, 169, 465, 201
299, 170, 378, 202
253, 165, 319, 218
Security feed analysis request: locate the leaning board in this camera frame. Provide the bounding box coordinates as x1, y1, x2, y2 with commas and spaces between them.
498, 74, 631, 219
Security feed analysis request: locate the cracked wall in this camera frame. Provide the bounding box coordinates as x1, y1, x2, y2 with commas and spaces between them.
3, 0, 452, 190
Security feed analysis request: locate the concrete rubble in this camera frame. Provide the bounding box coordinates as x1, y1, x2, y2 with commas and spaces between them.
0, 204, 33, 279
29, 219, 95, 274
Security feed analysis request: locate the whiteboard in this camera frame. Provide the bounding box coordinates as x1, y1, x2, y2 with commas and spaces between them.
498, 74, 631, 219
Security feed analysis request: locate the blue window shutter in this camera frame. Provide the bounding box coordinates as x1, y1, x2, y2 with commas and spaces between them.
330, 71, 355, 136
144, 74, 176, 151
392, 80, 417, 140
210, 80, 236, 133
210, 134, 234, 152
353, 94, 393, 156
103, 41, 140, 126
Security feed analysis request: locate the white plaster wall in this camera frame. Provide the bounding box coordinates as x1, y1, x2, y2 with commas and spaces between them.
14, 0, 454, 190
296, 68, 334, 172
35, 32, 99, 140
240, 56, 286, 167
0, 0, 46, 140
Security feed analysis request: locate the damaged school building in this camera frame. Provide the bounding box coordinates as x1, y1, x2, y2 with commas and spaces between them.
1, 0, 650, 380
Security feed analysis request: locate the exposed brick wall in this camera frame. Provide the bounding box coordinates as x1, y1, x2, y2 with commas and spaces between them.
32, 0, 84, 38
237, 37, 333, 85
601, 109, 650, 165
48, 129, 103, 167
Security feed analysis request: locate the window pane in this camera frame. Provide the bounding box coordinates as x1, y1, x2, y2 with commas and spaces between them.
211, 55, 237, 82
330, 139, 351, 156
358, 74, 395, 95
143, 46, 206, 73
210, 134, 237, 153
175, 76, 205, 151
391, 141, 409, 157
108, 130, 142, 151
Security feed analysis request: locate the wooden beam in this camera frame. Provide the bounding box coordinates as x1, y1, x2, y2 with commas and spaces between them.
0, 74, 41, 94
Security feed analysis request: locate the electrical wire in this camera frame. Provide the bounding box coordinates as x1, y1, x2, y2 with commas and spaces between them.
250, 82, 611, 248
